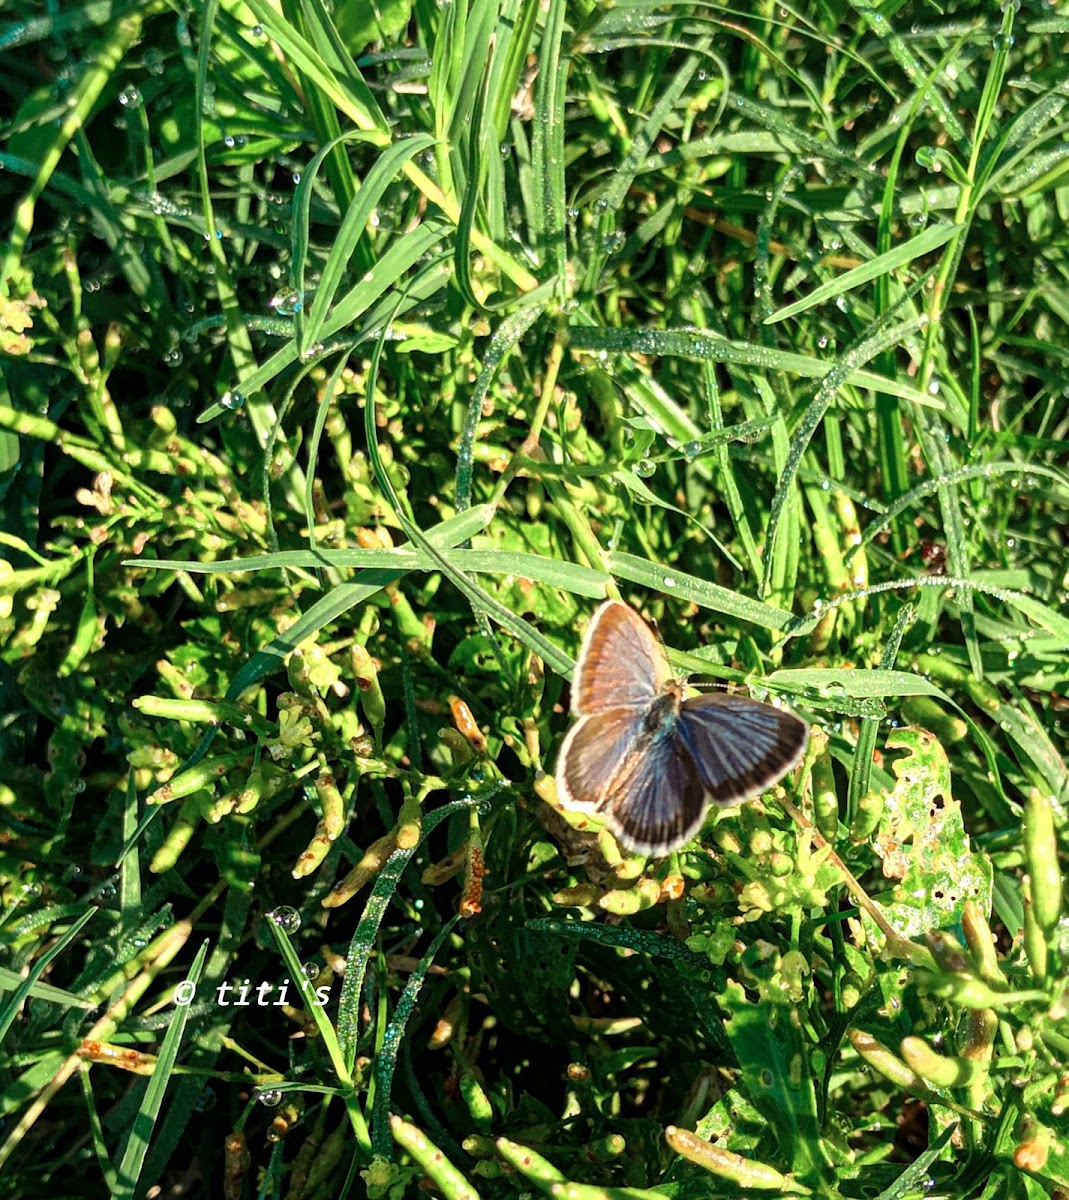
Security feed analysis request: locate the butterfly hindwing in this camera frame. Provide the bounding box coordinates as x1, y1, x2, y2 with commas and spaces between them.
600, 728, 707, 857
555, 707, 645, 810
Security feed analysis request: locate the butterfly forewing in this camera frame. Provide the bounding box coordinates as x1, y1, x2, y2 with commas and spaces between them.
571, 600, 672, 715
556, 708, 645, 810
675, 693, 809, 804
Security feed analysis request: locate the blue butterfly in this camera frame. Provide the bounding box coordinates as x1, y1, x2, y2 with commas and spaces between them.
555, 600, 808, 856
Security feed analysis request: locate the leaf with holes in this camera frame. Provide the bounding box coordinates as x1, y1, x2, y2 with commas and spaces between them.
867, 728, 992, 941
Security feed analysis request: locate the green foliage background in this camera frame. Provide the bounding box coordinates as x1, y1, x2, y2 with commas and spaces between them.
1, 0, 1067, 1197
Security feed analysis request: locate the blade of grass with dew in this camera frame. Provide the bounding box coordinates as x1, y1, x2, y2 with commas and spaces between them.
760, 305, 933, 598
362, 323, 575, 677
849, 461, 1069, 557
370, 914, 462, 1154
607, 551, 792, 633
766, 667, 953, 703
199, 218, 450, 422
752, 371, 801, 613
284, 3, 365, 255
298, 133, 437, 356
335, 796, 489, 1068
193, 0, 276, 449
566, 324, 943, 410
235, 0, 388, 136
269, 920, 371, 1156
289, 128, 389, 332
123, 546, 609, 599
456, 303, 546, 511
0, 910, 98, 1044
587, 33, 712, 264
782, 575, 1069, 645
868, 1124, 958, 1200
112, 938, 209, 1200
764, 223, 960, 326
530, 0, 568, 284
844, 0, 968, 151
286, 4, 533, 296
869, 38, 967, 531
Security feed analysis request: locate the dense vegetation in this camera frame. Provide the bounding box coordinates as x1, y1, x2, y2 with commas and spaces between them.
1, 1, 1067, 1197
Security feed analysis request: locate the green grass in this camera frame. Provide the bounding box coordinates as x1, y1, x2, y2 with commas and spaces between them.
1, 1, 1068, 1197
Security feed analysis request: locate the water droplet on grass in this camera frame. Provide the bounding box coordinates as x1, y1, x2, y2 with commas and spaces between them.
267, 906, 301, 933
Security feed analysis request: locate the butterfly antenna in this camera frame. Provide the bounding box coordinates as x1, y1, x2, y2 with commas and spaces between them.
647, 612, 681, 681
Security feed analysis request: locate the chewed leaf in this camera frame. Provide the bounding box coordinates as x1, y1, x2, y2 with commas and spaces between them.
867, 728, 992, 940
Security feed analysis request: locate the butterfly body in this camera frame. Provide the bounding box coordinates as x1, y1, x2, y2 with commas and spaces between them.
554, 600, 808, 857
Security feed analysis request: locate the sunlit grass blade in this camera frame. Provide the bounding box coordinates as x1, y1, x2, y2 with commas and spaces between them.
608, 551, 791, 632
112, 939, 209, 1199
764, 223, 959, 325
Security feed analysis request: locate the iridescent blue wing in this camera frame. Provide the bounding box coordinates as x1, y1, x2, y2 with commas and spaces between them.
555, 708, 645, 810
676, 694, 808, 804
570, 600, 672, 716
599, 732, 708, 857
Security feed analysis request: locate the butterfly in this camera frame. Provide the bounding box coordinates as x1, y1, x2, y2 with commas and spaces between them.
554, 600, 809, 857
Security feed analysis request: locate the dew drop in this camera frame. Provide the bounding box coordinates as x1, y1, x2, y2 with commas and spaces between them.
269, 287, 304, 316
267, 905, 301, 933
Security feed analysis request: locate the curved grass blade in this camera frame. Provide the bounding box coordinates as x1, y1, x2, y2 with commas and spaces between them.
0, 910, 97, 1044
760, 303, 933, 598
370, 914, 462, 1154
362, 320, 575, 677
198, 221, 449, 422
607, 551, 792, 633
456, 303, 545, 511
299, 133, 437, 355
764, 223, 959, 326
566, 325, 943, 410
530, 0, 567, 282
848, 461, 1069, 558
268, 919, 371, 1155
767, 667, 954, 703
783, 575, 1069, 645
123, 546, 609, 600
336, 796, 488, 1068
112, 938, 209, 1200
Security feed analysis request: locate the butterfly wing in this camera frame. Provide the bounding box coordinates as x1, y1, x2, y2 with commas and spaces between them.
598, 730, 708, 857
675, 693, 808, 804
555, 708, 645, 810
570, 600, 672, 716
